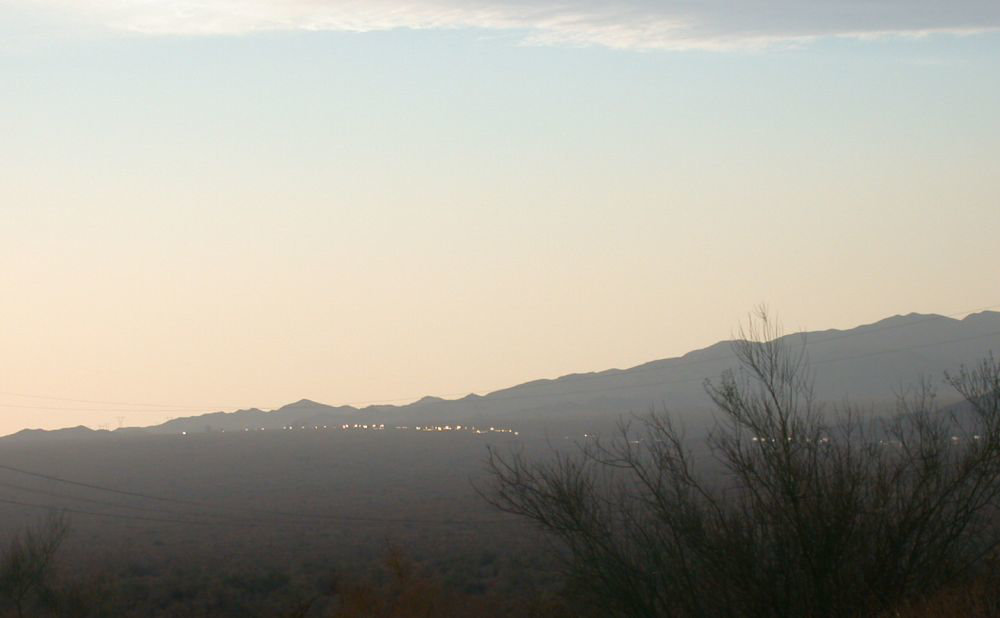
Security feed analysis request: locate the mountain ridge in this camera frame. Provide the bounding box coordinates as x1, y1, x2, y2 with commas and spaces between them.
7, 311, 999, 439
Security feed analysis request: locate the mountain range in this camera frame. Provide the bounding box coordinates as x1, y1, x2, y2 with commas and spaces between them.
8, 311, 1000, 440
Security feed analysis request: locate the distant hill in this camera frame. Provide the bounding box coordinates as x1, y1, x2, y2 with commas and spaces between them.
6, 425, 109, 441
7, 311, 999, 440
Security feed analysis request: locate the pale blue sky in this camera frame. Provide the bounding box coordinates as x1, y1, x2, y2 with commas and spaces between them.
1, 3, 999, 433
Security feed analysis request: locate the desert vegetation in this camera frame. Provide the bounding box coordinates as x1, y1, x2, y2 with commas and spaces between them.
1, 315, 999, 616
0, 512, 68, 617
485, 312, 1000, 617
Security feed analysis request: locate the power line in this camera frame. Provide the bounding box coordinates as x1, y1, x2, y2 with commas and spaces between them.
0, 393, 219, 410
0, 497, 259, 527
0, 494, 513, 528
0, 479, 255, 525
0, 404, 230, 413
0, 464, 512, 527
0, 463, 240, 510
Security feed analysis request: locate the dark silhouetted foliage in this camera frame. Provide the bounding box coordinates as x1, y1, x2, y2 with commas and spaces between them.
486, 311, 1000, 618
0, 511, 69, 618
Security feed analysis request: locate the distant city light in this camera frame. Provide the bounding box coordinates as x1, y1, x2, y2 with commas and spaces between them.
182, 421, 520, 438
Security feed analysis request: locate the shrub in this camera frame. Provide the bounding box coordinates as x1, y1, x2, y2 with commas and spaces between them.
0, 511, 70, 618
485, 311, 1000, 618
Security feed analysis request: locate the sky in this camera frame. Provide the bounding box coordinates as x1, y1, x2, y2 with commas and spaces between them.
1, 1, 999, 435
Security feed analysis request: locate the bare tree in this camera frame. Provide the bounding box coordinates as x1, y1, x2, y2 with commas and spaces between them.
484, 310, 1000, 618
0, 511, 70, 618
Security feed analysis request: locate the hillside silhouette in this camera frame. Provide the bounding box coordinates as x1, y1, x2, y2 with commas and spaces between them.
8, 311, 997, 441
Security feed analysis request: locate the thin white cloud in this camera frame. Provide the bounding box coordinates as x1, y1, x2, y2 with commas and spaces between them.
22, 0, 1000, 50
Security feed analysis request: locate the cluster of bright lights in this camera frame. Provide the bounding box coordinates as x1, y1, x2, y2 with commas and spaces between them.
747, 436, 980, 447
407, 425, 518, 436
180, 423, 517, 436
339, 423, 386, 431
751, 436, 831, 444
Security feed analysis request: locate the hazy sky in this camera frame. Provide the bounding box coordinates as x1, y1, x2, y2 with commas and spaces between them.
1, 1, 999, 434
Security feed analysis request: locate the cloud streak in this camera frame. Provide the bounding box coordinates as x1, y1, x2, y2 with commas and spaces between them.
25, 0, 1000, 50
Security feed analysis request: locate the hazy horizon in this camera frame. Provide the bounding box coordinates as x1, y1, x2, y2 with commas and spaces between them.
3, 7, 1000, 617
2, 1, 999, 435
